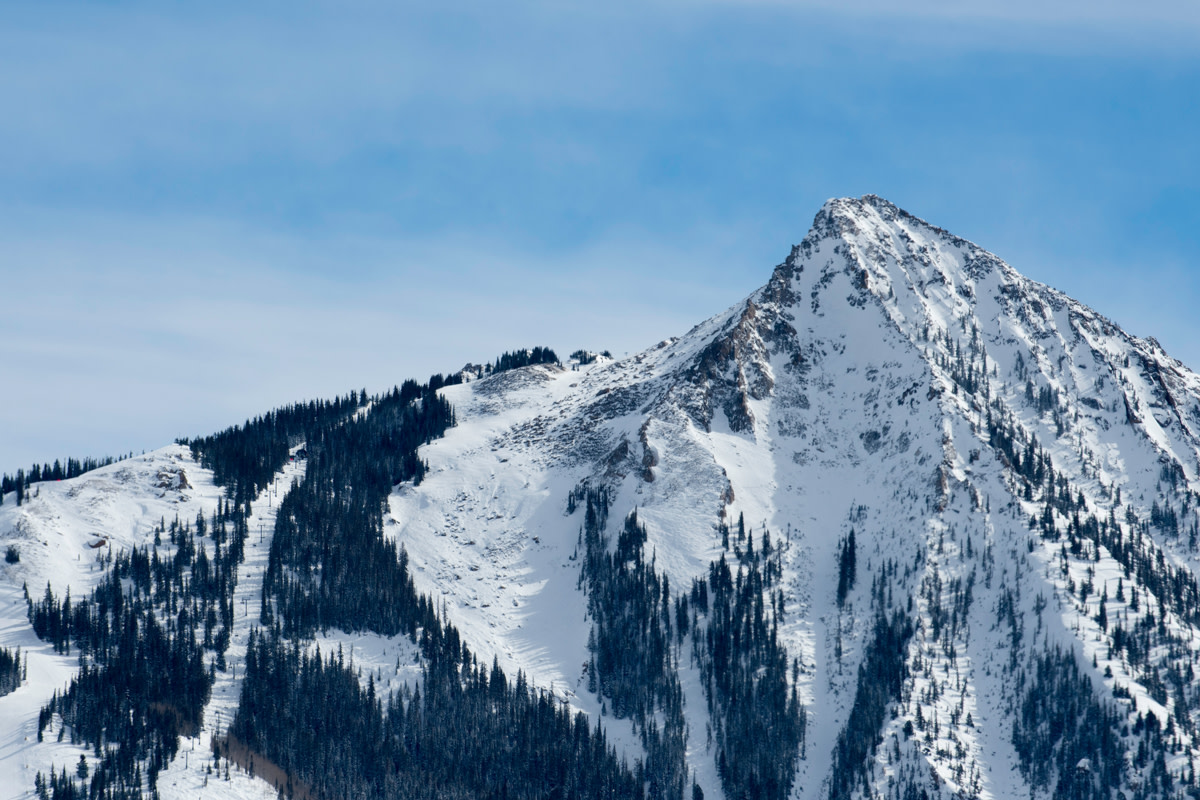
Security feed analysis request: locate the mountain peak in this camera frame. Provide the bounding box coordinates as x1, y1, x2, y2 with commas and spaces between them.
776, 195, 971, 288
810, 193, 916, 235
823, 192, 900, 217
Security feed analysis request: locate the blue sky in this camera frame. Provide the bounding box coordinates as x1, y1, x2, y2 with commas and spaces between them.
2, 0, 1198, 472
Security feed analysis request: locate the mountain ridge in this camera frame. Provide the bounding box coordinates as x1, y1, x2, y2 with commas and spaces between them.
5, 196, 1200, 800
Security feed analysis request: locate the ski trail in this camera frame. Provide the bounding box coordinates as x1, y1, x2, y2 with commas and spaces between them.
155, 448, 306, 800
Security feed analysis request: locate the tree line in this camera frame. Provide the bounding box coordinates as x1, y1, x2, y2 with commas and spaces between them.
1, 455, 125, 507
489, 347, 559, 374
183, 392, 365, 508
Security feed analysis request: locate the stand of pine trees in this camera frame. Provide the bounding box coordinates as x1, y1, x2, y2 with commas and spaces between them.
0, 645, 22, 696
573, 484, 805, 800
835, 530, 856, 608
184, 391, 364, 507
577, 491, 688, 800
230, 624, 642, 800
691, 519, 805, 800
261, 381, 455, 637
1012, 647, 1128, 800
827, 605, 913, 800
234, 376, 647, 800
489, 347, 559, 375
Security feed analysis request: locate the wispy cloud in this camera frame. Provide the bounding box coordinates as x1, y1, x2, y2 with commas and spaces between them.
4, 0, 1192, 175
693, 0, 1200, 28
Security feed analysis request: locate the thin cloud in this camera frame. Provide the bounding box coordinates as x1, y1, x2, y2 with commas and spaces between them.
699, 0, 1200, 27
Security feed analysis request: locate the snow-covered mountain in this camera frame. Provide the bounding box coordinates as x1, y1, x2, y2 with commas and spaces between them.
5, 195, 1200, 800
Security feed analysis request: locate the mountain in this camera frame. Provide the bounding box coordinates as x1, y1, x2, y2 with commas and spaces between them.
5, 194, 1200, 800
